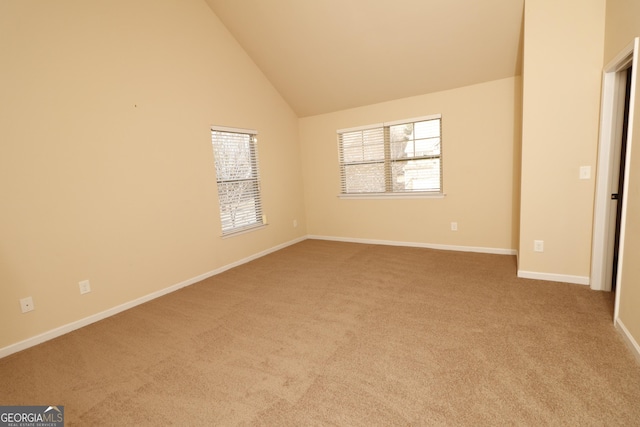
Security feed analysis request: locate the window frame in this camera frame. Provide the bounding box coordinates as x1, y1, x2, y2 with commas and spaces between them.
337, 114, 445, 199
211, 125, 266, 237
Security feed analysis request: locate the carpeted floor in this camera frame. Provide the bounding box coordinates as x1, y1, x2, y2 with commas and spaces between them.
1, 239, 639, 425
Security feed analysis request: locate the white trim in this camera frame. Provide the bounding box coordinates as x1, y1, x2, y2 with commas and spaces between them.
307, 235, 517, 255
0, 236, 306, 359
336, 123, 384, 134
221, 224, 267, 239
338, 192, 446, 200
210, 125, 258, 135
591, 38, 638, 303
616, 318, 640, 362
336, 114, 442, 134
615, 38, 639, 322
606, 39, 636, 72
590, 66, 620, 291
517, 270, 590, 286
383, 114, 442, 127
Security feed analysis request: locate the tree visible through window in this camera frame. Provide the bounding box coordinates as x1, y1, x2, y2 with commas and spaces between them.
338, 115, 442, 196
211, 127, 264, 235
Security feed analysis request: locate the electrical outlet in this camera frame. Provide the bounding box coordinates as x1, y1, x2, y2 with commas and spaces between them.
293, 219, 298, 228
20, 297, 34, 313
79, 280, 91, 295
579, 166, 591, 180
451, 222, 458, 231
534, 240, 544, 252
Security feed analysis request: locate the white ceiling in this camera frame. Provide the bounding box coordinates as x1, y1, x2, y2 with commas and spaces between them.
205, 0, 524, 117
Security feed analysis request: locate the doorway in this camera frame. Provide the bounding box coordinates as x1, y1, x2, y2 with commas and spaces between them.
591, 38, 638, 322
611, 67, 632, 292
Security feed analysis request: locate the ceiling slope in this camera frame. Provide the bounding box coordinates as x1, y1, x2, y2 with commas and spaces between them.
205, 0, 524, 117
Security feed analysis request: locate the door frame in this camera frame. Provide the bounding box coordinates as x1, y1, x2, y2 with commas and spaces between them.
591, 38, 638, 322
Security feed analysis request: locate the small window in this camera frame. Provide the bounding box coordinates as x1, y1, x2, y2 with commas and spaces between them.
211, 126, 264, 236
337, 115, 442, 197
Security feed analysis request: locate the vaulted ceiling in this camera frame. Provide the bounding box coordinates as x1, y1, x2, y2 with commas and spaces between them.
205, 0, 524, 117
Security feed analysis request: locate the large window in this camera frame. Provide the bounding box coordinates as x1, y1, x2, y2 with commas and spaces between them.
211, 126, 264, 236
337, 115, 442, 197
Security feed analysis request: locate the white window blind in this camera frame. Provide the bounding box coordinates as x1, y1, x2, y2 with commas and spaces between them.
211, 127, 264, 236
337, 115, 442, 196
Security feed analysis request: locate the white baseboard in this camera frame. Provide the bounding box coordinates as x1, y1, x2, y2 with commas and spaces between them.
0, 236, 306, 359
308, 236, 589, 286
307, 234, 518, 256
517, 270, 590, 286
616, 318, 640, 363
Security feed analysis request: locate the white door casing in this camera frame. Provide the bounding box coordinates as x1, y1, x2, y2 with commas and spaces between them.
591, 38, 638, 323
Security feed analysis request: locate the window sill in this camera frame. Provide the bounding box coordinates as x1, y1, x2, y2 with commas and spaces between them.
221, 223, 268, 238
338, 192, 446, 200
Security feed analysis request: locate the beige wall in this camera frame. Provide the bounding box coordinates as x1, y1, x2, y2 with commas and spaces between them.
2, 0, 635, 357
299, 77, 522, 252
604, 0, 640, 350
519, 0, 606, 280
0, 0, 306, 350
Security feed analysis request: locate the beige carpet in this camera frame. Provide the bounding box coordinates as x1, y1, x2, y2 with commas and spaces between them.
1, 239, 639, 425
